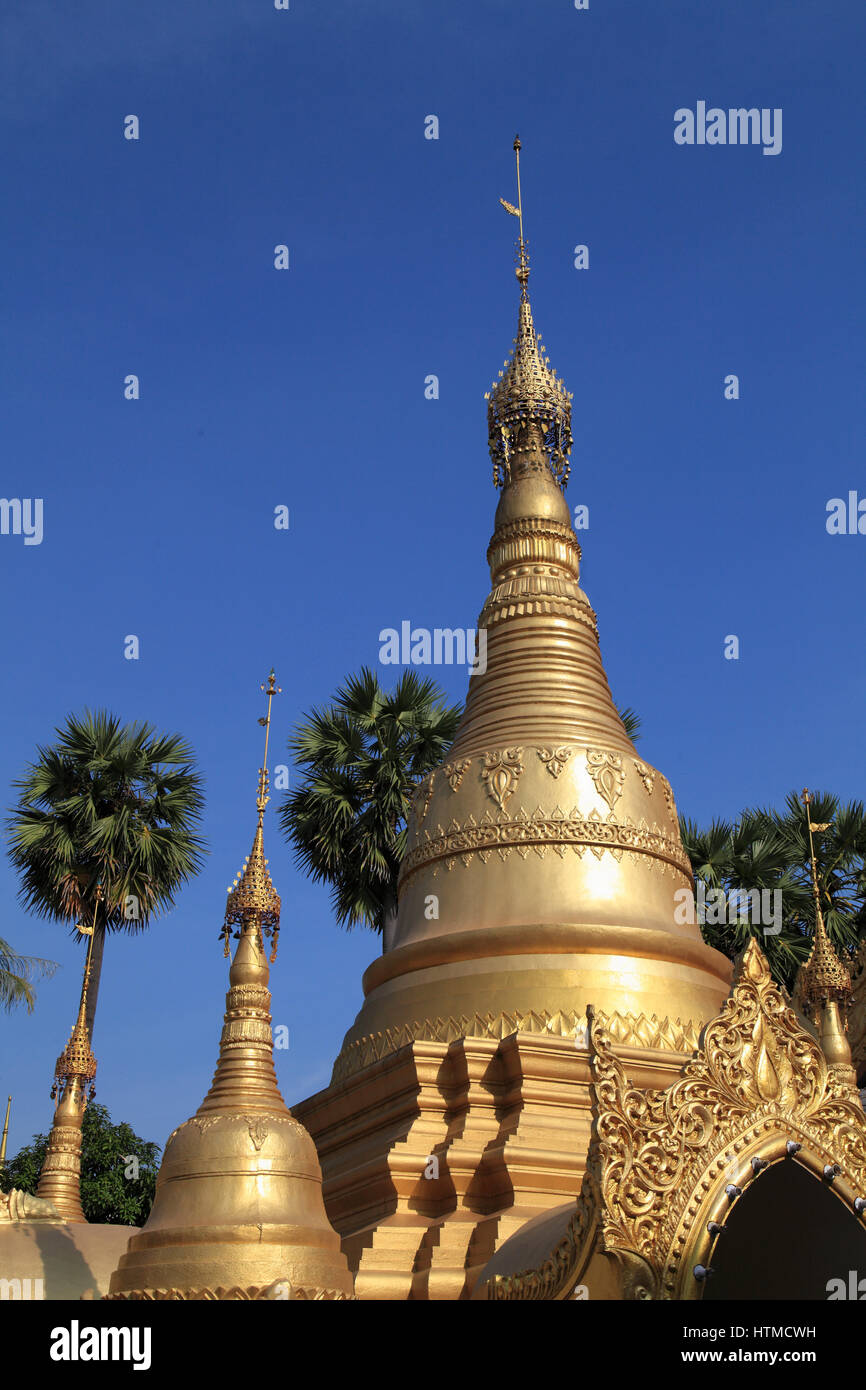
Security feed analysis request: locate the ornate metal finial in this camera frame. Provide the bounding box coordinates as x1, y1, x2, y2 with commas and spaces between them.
797, 788, 851, 1017
487, 136, 574, 491
499, 135, 529, 295
222, 671, 283, 962
50, 896, 99, 1106
256, 668, 282, 817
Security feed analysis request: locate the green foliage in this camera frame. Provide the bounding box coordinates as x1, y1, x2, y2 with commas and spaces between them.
681, 792, 866, 989
6, 709, 206, 937
1, 1102, 160, 1226
280, 668, 462, 933
0, 935, 57, 1012
617, 706, 642, 743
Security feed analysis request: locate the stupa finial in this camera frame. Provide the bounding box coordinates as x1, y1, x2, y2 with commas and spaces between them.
797, 789, 853, 1064
34, 896, 100, 1222
486, 136, 574, 490
51, 902, 99, 1107
221, 670, 282, 963
499, 135, 529, 295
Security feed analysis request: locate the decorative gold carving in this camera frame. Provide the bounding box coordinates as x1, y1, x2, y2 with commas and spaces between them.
413, 774, 435, 825
332, 1007, 701, 1085
796, 788, 853, 1020
490, 940, 866, 1300
106, 1282, 352, 1301
632, 759, 655, 795
0, 1188, 62, 1223
480, 591, 598, 634
485, 301, 572, 489
168, 1112, 303, 1147
480, 749, 524, 811
486, 517, 581, 579
399, 805, 691, 885
229, 984, 270, 1009
442, 759, 472, 792
538, 746, 573, 779
586, 749, 625, 811
247, 1117, 270, 1151
659, 774, 678, 830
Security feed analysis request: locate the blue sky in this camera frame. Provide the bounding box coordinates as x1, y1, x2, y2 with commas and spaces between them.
1, 0, 864, 1159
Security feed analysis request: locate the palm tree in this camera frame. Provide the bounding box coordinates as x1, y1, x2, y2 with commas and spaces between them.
6, 710, 206, 1040
279, 668, 461, 944
680, 793, 866, 988
680, 813, 810, 985
753, 791, 866, 954
0, 936, 56, 1013
617, 706, 642, 743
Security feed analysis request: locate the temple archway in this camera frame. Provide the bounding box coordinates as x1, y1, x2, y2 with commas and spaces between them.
705, 1160, 866, 1301
481, 942, 866, 1302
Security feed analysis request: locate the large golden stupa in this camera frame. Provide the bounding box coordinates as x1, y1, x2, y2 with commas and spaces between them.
331, 136, 731, 1073
294, 140, 866, 1300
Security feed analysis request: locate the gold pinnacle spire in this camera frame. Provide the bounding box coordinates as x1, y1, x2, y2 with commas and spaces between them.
797, 789, 852, 1065
488, 136, 573, 490
221, 670, 282, 962
35, 901, 100, 1222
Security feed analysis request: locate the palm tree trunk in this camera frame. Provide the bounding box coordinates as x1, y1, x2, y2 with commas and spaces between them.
83, 924, 105, 1043
382, 889, 398, 953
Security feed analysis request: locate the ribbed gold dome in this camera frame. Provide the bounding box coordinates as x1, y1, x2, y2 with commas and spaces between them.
332, 246, 731, 1082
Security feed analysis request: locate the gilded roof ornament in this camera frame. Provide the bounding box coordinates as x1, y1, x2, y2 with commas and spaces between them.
796, 788, 852, 1016
486, 136, 574, 490
51, 905, 98, 1103
221, 670, 282, 961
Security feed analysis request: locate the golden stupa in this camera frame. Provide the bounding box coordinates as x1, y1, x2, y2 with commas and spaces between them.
107, 673, 353, 1300
294, 140, 866, 1300
0, 895, 140, 1299
35, 924, 99, 1223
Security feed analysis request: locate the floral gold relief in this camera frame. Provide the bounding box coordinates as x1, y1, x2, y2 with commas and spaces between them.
443, 759, 472, 791
586, 749, 625, 811
538, 746, 573, 778
399, 805, 692, 884
480, 748, 525, 811
632, 759, 655, 795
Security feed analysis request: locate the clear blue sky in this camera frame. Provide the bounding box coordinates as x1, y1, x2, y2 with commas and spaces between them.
2, 0, 864, 1159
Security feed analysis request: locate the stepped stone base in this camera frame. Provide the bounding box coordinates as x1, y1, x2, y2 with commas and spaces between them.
294, 1028, 690, 1300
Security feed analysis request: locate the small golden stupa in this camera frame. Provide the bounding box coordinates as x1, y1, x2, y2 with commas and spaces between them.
35, 918, 99, 1222
107, 672, 353, 1300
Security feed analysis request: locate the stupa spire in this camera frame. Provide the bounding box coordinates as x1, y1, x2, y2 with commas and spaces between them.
108, 672, 353, 1300
487, 136, 573, 490
204, 668, 285, 1113
796, 788, 853, 1065
35, 901, 99, 1222
220, 667, 282, 966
